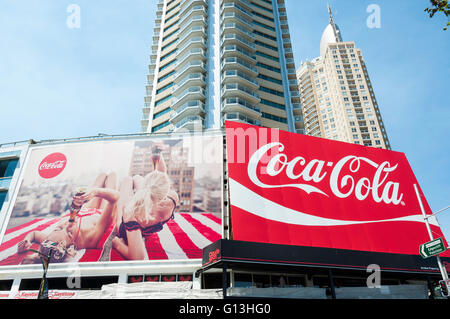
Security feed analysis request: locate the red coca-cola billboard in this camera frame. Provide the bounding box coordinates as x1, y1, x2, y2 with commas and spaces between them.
225, 121, 450, 257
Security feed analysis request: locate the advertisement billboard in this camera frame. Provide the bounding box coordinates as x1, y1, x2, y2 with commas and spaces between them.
0, 134, 223, 266
225, 121, 450, 262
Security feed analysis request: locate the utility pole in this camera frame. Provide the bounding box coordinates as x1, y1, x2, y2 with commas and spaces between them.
414, 184, 449, 282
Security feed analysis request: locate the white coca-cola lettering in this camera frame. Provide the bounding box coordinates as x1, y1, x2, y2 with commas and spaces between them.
248, 143, 328, 196
39, 160, 66, 171
248, 142, 404, 205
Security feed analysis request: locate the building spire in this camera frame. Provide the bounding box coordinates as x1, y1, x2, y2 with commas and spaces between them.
327, 3, 342, 42
327, 3, 334, 25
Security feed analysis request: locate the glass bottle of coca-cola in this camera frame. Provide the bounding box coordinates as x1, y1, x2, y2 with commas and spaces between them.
152, 145, 162, 169
69, 187, 86, 222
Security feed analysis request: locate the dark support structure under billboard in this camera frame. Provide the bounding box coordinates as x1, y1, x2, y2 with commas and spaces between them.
197, 240, 450, 299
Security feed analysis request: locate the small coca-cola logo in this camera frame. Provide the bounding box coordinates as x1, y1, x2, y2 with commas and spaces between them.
38, 153, 67, 179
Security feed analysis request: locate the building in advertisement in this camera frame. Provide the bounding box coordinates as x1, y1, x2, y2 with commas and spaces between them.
140, 0, 305, 135
128, 140, 196, 212
297, 6, 391, 149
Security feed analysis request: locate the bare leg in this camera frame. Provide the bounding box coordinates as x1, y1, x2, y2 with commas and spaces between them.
112, 231, 148, 260
92, 172, 117, 232
155, 152, 166, 173
84, 173, 108, 210
111, 175, 149, 260
81, 173, 118, 248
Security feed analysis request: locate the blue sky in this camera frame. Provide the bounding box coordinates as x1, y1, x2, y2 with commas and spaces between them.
0, 1, 449, 238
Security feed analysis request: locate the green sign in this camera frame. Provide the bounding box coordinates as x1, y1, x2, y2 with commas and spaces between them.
420, 238, 447, 259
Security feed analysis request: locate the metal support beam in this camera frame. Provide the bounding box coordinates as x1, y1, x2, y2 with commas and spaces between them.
328, 268, 336, 299
223, 262, 228, 299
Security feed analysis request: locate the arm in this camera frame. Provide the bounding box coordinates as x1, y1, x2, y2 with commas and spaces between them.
18, 231, 46, 253
156, 154, 166, 173
112, 227, 148, 261
74, 187, 120, 205
152, 142, 166, 173
124, 230, 149, 260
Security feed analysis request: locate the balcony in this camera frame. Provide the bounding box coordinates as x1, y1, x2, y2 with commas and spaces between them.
179, 0, 208, 13
222, 22, 254, 41
177, 26, 206, 48
221, 12, 253, 29
221, 57, 258, 76
176, 48, 206, 68
173, 115, 204, 132
221, 33, 256, 51
178, 5, 207, 28
174, 73, 205, 95
177, 36, 206, 57
222, 69, 259, 90
179, 14, 207, 34
222, 44, 256, 63
222, 83, 260, 104
175, 60, 206, 80
222, 97, 261, 118
172, 86, 206, 109
223, 112, 261, 127
221, 2, 253, 20
170, 100, 205, 124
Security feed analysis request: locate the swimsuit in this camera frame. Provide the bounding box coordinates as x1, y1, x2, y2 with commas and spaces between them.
72, 209, 102, 245
117, 196, 176, 245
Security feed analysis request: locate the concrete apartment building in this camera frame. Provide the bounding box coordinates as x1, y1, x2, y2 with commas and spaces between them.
297, 6, 391, 149
140, 0, 304, 134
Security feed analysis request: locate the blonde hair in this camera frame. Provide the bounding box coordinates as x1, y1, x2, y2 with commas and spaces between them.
125, 171, 170, 224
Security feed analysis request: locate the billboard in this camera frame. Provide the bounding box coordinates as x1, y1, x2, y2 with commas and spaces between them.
0, 134, 223, 266
225, 121, 450, 260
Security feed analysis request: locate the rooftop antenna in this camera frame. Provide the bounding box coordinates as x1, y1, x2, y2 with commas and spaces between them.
327, 3, 342, 42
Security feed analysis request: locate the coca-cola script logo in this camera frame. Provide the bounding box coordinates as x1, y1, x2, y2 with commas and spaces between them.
248, 142, 404, 206
38, 153, 67, 179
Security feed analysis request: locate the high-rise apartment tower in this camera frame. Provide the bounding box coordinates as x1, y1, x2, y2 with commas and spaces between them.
297, 6, 391, 149
140, 0, 304, 134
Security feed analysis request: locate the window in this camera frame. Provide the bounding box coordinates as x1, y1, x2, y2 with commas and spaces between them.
153, 107, 171, 119
0, 191, 6, 211
0, 159, 18, 179
154, 94, 173, 107
152, 120, 170, 132
260, 99, 285, 110
261, 112, 287, 124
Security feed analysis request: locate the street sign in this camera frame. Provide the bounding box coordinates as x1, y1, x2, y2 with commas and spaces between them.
420, 238, 447, 259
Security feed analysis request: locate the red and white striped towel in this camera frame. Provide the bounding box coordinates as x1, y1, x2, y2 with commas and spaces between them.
0, 213, 222, 265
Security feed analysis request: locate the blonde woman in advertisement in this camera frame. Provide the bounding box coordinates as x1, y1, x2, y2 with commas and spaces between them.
17, 173, 120, 264
112, 143, 179, 260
